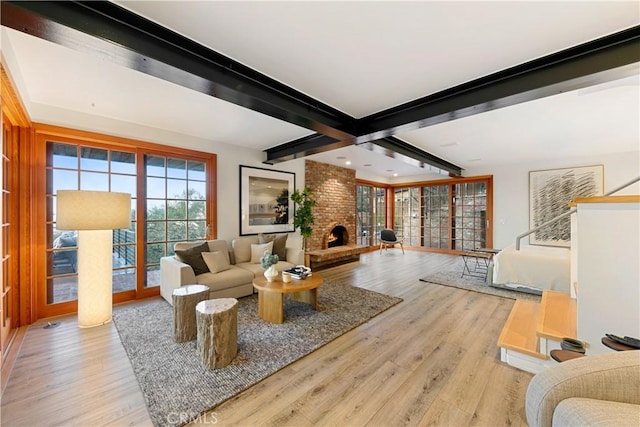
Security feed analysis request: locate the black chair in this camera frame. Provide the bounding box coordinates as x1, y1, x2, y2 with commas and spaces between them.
379, 229, 404, 254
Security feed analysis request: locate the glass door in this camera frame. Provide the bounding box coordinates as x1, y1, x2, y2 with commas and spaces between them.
45, 142, 137, 304
422, 185, 450, 249
453, 181, 488, 251
143, 155, 207, 288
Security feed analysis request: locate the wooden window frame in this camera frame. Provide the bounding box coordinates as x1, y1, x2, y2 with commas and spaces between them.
33, 124, 217, 319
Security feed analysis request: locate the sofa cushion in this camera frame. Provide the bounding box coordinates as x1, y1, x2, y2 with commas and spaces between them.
553, 398, 640, 427
174, 241, 210, 275
195, 266, 254, 292
202, 251, 230, 274
250, 241, 274, 264
232, 236, 259, 263
205, 240, 231, 264
259, 233, 288, 260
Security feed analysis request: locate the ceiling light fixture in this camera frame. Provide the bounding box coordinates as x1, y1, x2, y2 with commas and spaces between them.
345, 161, 351, 165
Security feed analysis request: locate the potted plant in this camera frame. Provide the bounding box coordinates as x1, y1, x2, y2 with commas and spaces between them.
260, 250, 279, 282
291, 187, 317, 251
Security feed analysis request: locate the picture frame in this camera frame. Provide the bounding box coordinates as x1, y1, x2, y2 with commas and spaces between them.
239, 165, 295, 235
529, 164, 604, 247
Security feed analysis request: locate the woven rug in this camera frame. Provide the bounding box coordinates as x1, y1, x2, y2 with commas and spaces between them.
112, 281, 402, 426
419, 256, 541, 302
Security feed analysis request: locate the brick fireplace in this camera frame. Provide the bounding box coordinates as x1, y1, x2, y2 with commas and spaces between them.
304, 160, 356, 251
303, 160, 367, 269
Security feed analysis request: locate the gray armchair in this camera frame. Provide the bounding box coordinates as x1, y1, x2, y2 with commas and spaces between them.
525, 350, 640, 427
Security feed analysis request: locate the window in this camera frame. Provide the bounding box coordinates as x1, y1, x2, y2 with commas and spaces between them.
361, 177, 492, 252
356, 184, 386, 246
45, 142, 137, 303
394, 187, 421, 246
37, 131, 215, 316
453, 181, 487, 251
144, 155, 207, 288
422, 185, 450, 249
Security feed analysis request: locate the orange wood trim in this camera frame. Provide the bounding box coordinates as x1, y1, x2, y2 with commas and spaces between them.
0, 64, 31, 127
486, 175, 494, 249
389, 174, 494, 188
571, 195, 640, 206
356, 178, 386, 187
33, 127, 216, 319
208, 155, 218, 239
33, 123, 216, 158
386, 187, 394, 229
19, 129, 34, 325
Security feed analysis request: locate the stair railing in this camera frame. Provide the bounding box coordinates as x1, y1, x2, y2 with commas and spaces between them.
515, 176, 640, 250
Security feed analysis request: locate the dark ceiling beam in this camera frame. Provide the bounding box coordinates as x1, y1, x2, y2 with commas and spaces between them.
2, 1, 638, 177
0, 0, 356, 141
264, 134, 352, 164
356, 25, 640, 143
360, 137, 462, 176
265, 134, 463, 176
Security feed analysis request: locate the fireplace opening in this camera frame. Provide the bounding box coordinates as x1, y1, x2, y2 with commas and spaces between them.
328, 225, 347, 248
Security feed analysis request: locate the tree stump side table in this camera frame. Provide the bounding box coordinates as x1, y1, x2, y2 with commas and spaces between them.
196, 298, 238, 369
172, 284, 210, 342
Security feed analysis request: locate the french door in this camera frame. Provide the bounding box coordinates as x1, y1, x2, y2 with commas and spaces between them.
393, 176, 493, 252
37, 131, 215, 318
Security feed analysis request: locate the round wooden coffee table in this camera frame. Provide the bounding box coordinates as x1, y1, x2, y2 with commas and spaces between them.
252, 273, 323, 323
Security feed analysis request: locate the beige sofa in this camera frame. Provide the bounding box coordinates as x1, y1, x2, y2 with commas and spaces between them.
525, 350, 640, 427
160, 235, 304, 305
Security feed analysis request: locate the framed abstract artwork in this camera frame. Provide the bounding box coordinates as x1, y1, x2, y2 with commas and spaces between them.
239, 165, 295, 235
529, 164, 604, 246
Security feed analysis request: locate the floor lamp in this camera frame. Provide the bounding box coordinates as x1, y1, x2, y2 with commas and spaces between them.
56, 190, 131, 328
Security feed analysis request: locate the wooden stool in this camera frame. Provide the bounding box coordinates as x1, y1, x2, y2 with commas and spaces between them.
172, 284, 210, 342
196, 298, 238, 369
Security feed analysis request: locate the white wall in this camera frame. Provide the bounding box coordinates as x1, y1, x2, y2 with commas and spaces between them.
466, 150, 640, 249
212, 145, 305, 241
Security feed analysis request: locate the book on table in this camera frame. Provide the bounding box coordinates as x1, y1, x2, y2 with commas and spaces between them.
284, 265, 312, 279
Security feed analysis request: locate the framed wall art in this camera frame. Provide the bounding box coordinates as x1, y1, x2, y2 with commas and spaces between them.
239, 165, 295, 235
529, 164, 603, 246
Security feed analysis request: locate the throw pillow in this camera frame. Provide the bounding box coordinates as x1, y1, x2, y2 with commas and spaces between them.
250, 241, 274, 264
201, 251, 230, 274
174, 241, 210, 276
259, 233, 288, 260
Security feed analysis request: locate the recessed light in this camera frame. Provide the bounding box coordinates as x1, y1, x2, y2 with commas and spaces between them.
345, 161, 351, 165
386, 169, 393, 172
393, 173, 398, 177
363, 163, 372, 167
336, 156, 346, 160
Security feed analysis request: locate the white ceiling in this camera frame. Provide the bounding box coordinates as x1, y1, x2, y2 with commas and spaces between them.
2, 1, 639, 179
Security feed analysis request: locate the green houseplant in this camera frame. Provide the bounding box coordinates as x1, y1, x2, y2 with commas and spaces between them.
291, 187, 317, 251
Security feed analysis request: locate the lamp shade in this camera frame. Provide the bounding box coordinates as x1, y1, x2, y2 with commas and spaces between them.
57, 190, 131, 230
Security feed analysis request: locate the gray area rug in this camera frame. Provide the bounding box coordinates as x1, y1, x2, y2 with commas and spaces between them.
420, 256, 541, 302
112, 281, 402, 427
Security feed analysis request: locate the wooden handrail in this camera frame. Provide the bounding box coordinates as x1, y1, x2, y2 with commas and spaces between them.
516, 176, 640, 250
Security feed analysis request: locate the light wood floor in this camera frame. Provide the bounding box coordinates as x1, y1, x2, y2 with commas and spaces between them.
1, 251, 533, 426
